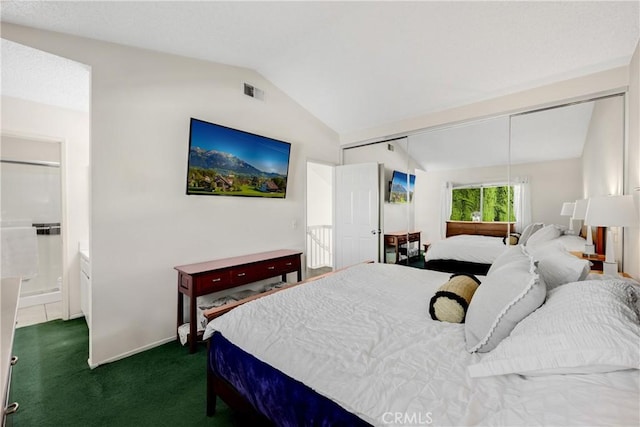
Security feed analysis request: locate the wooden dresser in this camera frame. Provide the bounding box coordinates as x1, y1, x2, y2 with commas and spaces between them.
175, 249, 302, 353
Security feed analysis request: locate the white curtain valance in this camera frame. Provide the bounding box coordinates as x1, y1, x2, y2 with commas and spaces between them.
512, 176, 531, 233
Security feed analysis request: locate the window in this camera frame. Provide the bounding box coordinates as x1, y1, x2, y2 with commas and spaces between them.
451, 185, 515, 222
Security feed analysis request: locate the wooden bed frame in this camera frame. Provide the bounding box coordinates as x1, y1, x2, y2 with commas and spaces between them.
445, 220, 515, 238
202, 264, 365, 420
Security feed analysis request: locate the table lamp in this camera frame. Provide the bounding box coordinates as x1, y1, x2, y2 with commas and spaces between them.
584, 195, 638, 276
560, 202, 575, 233
572, 198, 594, 255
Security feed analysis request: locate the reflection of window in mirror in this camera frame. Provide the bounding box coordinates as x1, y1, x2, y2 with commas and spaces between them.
450, 185, 515, 222
409, 117, 510, 244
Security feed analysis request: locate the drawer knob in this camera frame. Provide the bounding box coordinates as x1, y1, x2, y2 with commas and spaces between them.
286, 262, 292, 266
267, 266, 275, 270
5, 402, 19, 415
211, 278, 221, 282
237, 273, 246, 277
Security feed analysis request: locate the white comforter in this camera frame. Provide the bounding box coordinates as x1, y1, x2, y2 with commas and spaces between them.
425, 234, 506, 264
204, 263, 639, 426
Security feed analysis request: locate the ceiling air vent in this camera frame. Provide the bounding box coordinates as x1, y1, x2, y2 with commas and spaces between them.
243, 83, 264, 101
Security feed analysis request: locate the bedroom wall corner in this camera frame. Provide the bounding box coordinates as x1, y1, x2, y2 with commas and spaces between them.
624, 40, 639, 279
1, 23, 341, 366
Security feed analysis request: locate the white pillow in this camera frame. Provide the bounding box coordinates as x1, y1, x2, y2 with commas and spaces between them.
535, 249, 590, 291
556, 234, 587, 252
465, 245, 547, 353
519, 222, 544, 245
525, 224, 562, 248
486, 245, 524, 276
468, 280, 640, 377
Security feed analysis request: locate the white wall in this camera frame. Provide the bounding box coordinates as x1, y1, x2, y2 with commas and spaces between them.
1, 96, 89, 319
306, 162, 332, 227
2, 24, 340, 366
582, 96, 624, 197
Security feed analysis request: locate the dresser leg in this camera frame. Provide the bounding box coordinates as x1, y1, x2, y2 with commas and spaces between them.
177, 292, 184, 344
189, 295, 197, 353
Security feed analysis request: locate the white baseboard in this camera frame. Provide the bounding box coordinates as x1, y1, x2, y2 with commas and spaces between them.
87, 335, 177, 370
68, 312, 84, 320
18, 290, 61, 308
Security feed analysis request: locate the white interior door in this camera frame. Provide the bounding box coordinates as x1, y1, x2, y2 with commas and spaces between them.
334, 162, 381, 269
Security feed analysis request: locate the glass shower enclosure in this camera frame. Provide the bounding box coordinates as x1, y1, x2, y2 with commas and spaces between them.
1, 135, 62, 306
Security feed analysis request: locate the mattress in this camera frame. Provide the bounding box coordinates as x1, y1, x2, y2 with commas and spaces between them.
204, 262, 639, 426
425, 234, 507, 264
209, 331, 371, 426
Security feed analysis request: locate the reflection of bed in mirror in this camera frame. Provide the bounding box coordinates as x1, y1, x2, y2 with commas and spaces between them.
423, 221, 515, 275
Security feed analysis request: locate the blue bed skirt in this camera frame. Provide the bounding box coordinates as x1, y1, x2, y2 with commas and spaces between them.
209, 331, 371, 427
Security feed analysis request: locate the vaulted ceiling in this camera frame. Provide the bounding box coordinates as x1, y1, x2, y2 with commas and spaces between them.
1, 1, 638, 138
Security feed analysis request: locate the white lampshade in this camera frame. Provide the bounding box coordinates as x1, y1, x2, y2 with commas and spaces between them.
560, 202, 575, 216
572, 199, 588, 221
584, 194, 638, 276
585, 195, 638, 227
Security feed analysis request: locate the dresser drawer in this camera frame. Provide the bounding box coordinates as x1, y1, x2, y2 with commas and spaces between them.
230, 266, 260, 286
194, 270, 233, 294
259, 256, 300, 276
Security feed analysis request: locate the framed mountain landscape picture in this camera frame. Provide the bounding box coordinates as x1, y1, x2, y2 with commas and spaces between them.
186, 118, 291, 198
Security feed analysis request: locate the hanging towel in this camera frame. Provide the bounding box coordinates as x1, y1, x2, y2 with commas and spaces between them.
1, 225, 39, 279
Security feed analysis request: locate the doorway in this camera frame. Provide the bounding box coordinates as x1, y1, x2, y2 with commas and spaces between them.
305, 161, 334, 278
1, 39, 91, 338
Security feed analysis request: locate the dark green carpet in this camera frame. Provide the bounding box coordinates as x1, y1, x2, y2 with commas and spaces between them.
10, 318, 238, 426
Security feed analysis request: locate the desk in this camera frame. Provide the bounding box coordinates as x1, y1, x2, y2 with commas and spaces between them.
175, 249, 302, 353
384, 231, 421, 264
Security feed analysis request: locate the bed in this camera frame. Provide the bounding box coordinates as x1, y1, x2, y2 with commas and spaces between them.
424, 222, 591, 275
203, 252, 640, 426
423, 221, 515, 275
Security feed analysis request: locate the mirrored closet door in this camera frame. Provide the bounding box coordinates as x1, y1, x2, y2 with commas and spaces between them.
509, 94, 625, 266
340, 93, 625, 271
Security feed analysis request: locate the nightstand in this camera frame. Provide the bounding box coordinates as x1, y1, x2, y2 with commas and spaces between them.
569, 251, 605, 271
